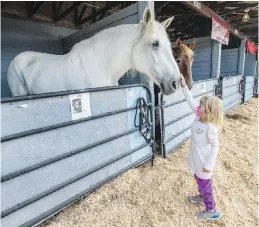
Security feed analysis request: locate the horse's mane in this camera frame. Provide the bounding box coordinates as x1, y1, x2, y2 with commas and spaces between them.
179, 43, 194, 57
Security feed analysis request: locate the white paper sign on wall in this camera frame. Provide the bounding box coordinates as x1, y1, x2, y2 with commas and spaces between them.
69, 93, 91, 120
201, 82, 206, 93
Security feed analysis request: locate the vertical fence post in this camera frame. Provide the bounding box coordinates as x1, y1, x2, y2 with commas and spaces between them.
238, 39, 246, 103
211, 40, 222, 79
238, 39, 246, 76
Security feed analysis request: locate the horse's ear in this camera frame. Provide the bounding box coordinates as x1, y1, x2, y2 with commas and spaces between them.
161, 16, 174, 30
176, 38, 182, 47
142, 7, 153, 27
189, 39, 196, 50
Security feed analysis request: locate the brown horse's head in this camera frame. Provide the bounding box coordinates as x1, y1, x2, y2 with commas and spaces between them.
173, 38, 195, 90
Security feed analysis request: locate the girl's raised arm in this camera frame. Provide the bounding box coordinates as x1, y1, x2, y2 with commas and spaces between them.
180, 74, 199, 115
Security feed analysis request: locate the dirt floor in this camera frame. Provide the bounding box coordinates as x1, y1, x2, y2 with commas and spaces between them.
42, 98, 258, 227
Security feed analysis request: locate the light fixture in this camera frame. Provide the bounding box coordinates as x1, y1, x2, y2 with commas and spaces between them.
242, 12, 249, 22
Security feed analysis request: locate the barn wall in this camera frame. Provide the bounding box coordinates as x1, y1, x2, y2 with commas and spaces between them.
183, 36, 213, 81
220, 48, 239, 76
1, 17, 77, 98
62, 3, 138, 53
244, 54, 257, 76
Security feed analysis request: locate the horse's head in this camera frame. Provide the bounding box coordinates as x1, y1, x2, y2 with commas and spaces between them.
173, 38, 195, 90
132, 7, 180, 96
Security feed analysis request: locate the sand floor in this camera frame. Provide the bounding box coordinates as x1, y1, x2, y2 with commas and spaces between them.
42, 98, 258, 227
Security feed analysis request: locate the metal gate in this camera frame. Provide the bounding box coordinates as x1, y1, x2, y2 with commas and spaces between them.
158, 79, 218, 158
219, 76, 243, 111
1, 84, 154, 227
244, 76, 255, 102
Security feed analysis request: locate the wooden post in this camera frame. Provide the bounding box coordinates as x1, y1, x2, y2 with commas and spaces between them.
238, 39, 246, 76
211, 40, 222, 79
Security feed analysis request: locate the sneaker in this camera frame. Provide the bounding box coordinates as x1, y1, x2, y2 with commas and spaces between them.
196, 209, 221, 220
188, 195, 204, 205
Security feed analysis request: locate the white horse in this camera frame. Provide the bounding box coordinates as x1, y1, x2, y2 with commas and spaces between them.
7, 7, 180, 97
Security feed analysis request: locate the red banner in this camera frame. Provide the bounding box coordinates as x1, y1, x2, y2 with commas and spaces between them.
246, 40, 258, 54
211, 14, 230, 45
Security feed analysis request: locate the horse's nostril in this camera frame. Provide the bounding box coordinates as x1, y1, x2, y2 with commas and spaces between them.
172, 81, 177, 90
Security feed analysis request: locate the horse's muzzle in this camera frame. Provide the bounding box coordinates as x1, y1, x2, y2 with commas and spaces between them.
160, 78, 180, 96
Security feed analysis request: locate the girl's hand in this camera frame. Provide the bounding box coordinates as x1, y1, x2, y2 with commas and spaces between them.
202, 168, 211, 173
180, 74, 187, 88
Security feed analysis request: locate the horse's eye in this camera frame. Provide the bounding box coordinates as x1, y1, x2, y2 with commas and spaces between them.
177, 59, 181, 64
152, 40, 159, 49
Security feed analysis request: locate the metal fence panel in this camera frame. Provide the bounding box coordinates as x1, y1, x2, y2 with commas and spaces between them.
158, 79, 218, 158
1, 84, 154, 227
244, 76, 254, 102
221, 76, 243, 111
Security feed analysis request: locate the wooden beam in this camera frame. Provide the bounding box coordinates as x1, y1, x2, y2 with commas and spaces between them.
231, 17, 258, 25
55, 2, 83, 22
77, 7, 105, 25
74, 5, 87, 26
79, 6, 87, 20
181, 1, 247, 40
28, 1, 44, 18
219, 3, 258, 17
239, 23, 258, 29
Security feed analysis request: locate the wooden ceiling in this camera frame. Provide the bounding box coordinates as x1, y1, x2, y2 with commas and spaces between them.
155, 1, 258, 44
1, 1, 134, 29
2, 1, 258, 44
155, 2, 212, 42
204, 1, 258, 43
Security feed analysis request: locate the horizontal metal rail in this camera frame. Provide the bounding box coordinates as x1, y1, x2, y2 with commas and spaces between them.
1, 143, 150, 218
1, 84, 151, 103
164, 136, 191, 158
193, 78, 217, 84
245, 81, 254, 85
164, 89, 214, 108
224, 97, 241, 110
1, 127, 146, 182
19, 154, 152, 227
245, 88, 254, 93
222, 83, 239, 90
1, 104, 143, 142
165, 111, 193, 127
222, 91, 239, 99
165, 124, 192, 144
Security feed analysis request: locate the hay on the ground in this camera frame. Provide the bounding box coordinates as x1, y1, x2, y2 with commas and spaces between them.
41, 99, 258, 227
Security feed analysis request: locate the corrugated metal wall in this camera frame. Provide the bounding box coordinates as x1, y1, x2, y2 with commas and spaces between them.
1, 17, 77, 98
183, 36, 213, 81
244, 54, 257, 77
220, 48, 239, 77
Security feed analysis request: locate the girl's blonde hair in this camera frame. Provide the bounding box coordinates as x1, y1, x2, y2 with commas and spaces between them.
200, 95, 224, 128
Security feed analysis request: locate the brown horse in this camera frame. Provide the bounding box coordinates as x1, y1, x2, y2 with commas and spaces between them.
154, 38, 195, 95
154, 38, 195, 151
173, 38, 195, 90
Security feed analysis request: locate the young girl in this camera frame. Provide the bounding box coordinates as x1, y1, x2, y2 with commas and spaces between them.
180, 74, 224, 220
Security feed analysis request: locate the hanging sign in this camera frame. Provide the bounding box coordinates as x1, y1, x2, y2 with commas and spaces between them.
211, 13, 230, 45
